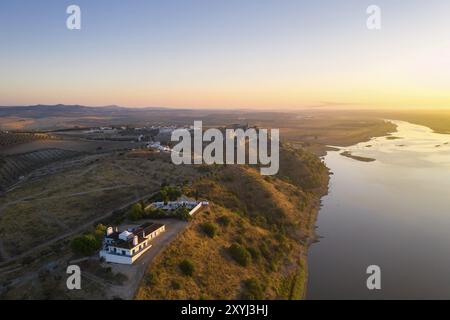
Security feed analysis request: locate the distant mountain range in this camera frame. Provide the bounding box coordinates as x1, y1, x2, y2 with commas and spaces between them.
0, 104, 173, 118
0, 104, 292, 131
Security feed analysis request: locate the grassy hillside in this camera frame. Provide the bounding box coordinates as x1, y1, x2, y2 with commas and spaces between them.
0, 151, 200, 261
136, 145, 329, 300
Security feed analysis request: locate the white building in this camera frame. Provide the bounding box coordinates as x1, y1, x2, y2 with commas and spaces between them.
147, 141, 172, 153
99, 223, 165, 265
146, 200, 209, 216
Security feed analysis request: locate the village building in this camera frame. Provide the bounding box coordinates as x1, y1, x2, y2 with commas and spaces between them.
99, 222, 165, 265
146, 200, 209, 216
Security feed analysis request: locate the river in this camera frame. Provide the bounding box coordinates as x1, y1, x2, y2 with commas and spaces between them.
307, 120, 450, 299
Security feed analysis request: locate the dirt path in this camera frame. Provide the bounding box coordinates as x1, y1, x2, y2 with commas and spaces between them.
112, 163, 141, 177
0, 185, 129, 214
107, 218, 189, 299
0, 190, 49, 212
0, 191, 158, 269
38, 185, 130, 200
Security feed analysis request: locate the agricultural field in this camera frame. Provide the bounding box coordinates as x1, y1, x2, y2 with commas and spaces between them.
0, 149, 83, 192
0, 138, 142, 156
0, 132, 53, 149
0, 150, 201, 262
0, 136, 147, 192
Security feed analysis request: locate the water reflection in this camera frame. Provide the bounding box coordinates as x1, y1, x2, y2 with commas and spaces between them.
307, 120, 450, 299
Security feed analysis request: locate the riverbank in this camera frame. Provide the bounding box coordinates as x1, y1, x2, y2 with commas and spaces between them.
135, 145, 329, 300
357, 109, 450, 135
134, 120, 399, 300
307, 120, 450, 299
282, 117, 398, 157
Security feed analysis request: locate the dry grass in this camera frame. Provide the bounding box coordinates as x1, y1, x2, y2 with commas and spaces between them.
0, 152, 200, 257
136, 147, 329, 300
137, 204, 276, 299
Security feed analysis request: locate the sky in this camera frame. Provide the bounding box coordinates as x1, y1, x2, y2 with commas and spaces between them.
1, 0, 450, 110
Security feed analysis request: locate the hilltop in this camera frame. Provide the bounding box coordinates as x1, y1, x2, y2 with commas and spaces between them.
136, 145, 329, 299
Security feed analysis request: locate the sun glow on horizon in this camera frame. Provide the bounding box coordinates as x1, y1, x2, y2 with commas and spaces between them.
1, 0, 450, 109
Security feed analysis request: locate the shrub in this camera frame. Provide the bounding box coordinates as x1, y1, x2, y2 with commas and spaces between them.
71, 234, 101, 256
165, 186, 182, 201
201, 222, 218, 238
171, 280, 181, 290
145, 272, 158, 286
228, 243, 251, 267
113, 215, 125, 226
174, 207, 191, 221
128, 203, 144, 221
179, 259, 195, 277
234, 236, 244, 245
217, 215, 231, 227
152, 186, 182, 203
241, 278, 264, 300
259, 242, 271, 260
246, 247, 261, 262
94, 224, 107, 241
146, 207, 168, 219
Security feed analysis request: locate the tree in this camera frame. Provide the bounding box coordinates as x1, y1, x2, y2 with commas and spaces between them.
165, 186, 182, 201
145, 206, 165, 219
161, 190, 169, 204
71, 234, 101, 256
94, 224, 107, 241
174, 207, 191, 221
151, 186, 182, 203
139, 200, 146, 211
128, 203, 144, 221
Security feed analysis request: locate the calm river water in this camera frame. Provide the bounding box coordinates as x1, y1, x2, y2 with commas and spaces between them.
307, 120, 450, 299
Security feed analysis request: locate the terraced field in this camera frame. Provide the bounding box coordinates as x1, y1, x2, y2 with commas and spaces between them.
0, 151, 200, 266
0, 132, 52, 148
0, 149, 82, 191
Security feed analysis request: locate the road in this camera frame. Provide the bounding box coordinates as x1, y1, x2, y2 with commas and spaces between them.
0, 191, 159, 269
106, 218, 189, 299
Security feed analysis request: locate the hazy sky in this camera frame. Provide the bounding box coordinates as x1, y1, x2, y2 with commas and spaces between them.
1, 0, 450, 109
